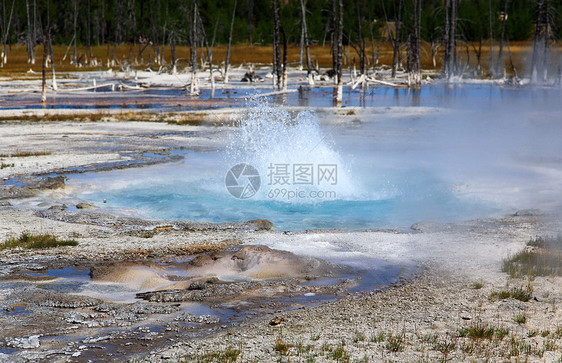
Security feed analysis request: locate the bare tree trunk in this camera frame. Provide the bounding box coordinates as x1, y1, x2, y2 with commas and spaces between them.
299, 22, 304, 71
407, 0, 421, 85
299, 0, 313, 85
272, 0, 281, 89
392, 0, 402, 78
488, 0, 494, 76
542, 0, 549, 82
369, 20, 379, 72
334, 0, 343, 104
26, 0, 35, 64
495, 0, 507, 74
73, 0, 78, 64
41, 35, 47, 103
281, 25, 287, 90
531, 0, 543, 83
189, 0, 199, 95
87, 0, 92, 62
170, 31, 176, 74
443, 0, 449, 76
448, 0, 457, 80
355, 0, 366, 77
49, 30, 57, 90
224, 0, 237, 84
1, 0, 15, 66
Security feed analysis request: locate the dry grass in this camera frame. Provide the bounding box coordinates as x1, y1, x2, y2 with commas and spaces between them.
0, 151, 51, 158
503, 236, 562, 277
1, 41, 560, 79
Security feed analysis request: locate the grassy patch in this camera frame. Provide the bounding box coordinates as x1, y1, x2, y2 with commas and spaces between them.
489, 286, 533, 302
189, 345, 241, 363
385, 333, 404, 352
0, 232, 78, 250
514, 313, 526, 324
0, 151, 51, 158
503, 236, 562, 277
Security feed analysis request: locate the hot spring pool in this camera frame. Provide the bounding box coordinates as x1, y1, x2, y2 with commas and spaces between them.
67, 84, 562, 230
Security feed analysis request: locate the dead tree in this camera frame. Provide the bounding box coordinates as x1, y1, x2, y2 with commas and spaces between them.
73, 0, 78, 64
224, 0, 237, 84
25, 0, 35, 64
448, 0, 457, 79
299, 0, 313, 85
407, 0, 421, 85
272, 0, 282, 89
369, 19, 380, 72
170, 31, 177, 73
86, 0, 92, 62
355, 0, 366, 79
443, 0, 458, 80
189, 0, 199, 95
49, 30, 57, 90
531, 0, 551, 83
488, 0, 494, 76
281, 25, 288, 90
0, 0, 16, 66
381, 0, 401, 78
495, 0, 508, 75
334, 0, 343, 103
42, 33, 48, 103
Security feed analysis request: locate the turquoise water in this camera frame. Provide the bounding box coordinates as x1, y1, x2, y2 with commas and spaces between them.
68, 84, 562, 230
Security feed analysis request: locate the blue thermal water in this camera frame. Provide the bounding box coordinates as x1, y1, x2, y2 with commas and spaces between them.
68, 84, 562, 230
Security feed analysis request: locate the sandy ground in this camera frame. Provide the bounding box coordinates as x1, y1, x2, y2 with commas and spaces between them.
0, 118, 561, 362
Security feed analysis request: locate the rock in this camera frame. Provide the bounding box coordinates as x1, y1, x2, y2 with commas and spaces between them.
6, 335, 41, 349
188, 281, 207, 291
76, 202, 96, 210
247, 219, 274, 231
241, 72, 263, 83
513, 209, 543, 217
0, 201, 11, 206
36, 175, 66, 190
269, 316, 284, 326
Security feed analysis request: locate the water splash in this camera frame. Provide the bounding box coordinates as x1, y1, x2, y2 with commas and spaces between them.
226, 99, 358, 201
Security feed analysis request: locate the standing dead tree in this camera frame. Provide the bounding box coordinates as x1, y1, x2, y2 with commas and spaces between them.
495, 0, 508, 75
488, 0, 494, 76
531, 0, 551, 83
189, 0, 199, 95
333, 0, 343, 103
72, 0, 78, 64
224, 0, 237, 84
355, 0, 366, 85
407, 0, 422, 85
381, 0, 402, 78
0, 0, 16, 66
443, 0, 458, 80
25, 0, 35, 64
272, 0, 282, 89
299, 0, 313, 85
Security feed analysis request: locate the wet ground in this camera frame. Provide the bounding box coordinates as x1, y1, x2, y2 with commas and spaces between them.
0, 245, 411, 361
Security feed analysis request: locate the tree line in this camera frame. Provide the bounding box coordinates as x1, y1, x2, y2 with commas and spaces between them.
1, 0, 559, 92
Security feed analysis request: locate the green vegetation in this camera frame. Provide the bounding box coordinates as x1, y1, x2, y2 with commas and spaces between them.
186, 345, 241, 363
514, 313, 527, 324
503, 236, 562, 277
472, 281, 484, 289
385, 333, 404, 352
0, 232, 78, 250
489, 286, 533, 302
